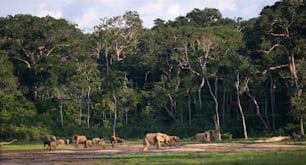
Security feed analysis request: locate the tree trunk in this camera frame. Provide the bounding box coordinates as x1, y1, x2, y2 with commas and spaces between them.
33, 85, 38, 102
112, 91, 117, 137
222, 86, 226, 123
300, 118, 304, 135
288, 52, 304, 135
59, 99, 64, 128
270, 77, 276, 130
206, 77, 221, 141
246, 88, 270, 130
198, 77, 205, 111
166, 94, 176, 120
87, 86, 91, 128
188, 89, 192, 125
105, 47, 109, 75
125, 107, 128, 126
264, 85, 270, 126
235, 73, 248, 139
79, 98, 82, 125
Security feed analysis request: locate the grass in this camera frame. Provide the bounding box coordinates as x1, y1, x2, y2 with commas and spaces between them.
94, 150, 306, 165
1, 139, 305, 165
0, 143, 75, 150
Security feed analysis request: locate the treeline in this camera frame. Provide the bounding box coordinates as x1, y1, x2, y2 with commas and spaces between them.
0, 0, 305, 141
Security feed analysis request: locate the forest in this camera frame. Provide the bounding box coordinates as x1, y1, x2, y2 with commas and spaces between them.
0, 0, 305, 141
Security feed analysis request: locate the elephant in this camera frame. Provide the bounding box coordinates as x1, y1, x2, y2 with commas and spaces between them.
56, 139, 65, 146
49, 141, 57, 151
98, 140, 106, 149
168, 135, 180, 146
92, 138, 101, 144
84, 140, 93, 148
117, 137, 123, 144
195, 131, 211, 143
43, 135, 56, 150
72, 135, 87, 148
110, 136, 116, 148
143, 132, 171, 151
110, 136, 123, 148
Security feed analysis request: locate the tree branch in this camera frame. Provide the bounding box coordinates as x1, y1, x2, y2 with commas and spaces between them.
262, 64, 288, 74
258, 43, 289, 55
14, 57, 31, 69
46, 44, 70, 56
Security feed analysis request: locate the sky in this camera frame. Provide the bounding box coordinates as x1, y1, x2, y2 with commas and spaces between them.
0, 0, 279, 32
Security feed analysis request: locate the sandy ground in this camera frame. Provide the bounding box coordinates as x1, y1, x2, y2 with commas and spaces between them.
1, 143, 305, 165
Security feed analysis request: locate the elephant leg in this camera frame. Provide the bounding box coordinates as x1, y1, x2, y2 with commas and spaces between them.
156, 141, 161, 150
143, 139, 150, 151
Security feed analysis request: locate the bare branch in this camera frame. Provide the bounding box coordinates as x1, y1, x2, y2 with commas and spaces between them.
269, 33, 287, 37
46, 44, 70, 56
258, 44, 289, 55
269, 18, 290, 37
15, 57, 31, 69
262, 64, 289, 74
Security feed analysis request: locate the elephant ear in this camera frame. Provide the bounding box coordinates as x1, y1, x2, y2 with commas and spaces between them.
164, 135, 171, 142
155, 135, 163, 142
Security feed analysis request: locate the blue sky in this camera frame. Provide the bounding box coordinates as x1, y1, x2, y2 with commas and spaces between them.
1, 0, 279, 32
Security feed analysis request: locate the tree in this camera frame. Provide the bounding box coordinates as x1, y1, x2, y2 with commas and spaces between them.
253, 0, 305, 135
94, 11, 142, 64
0, 15, 84, 104
186, 8, 222, 27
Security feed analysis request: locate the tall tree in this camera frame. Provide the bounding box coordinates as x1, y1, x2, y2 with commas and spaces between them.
253, 0, 305, 134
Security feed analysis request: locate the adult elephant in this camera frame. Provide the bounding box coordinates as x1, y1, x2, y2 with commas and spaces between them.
72, 135, 87, 148
43, 135, 56, 150
143, 132, 171, 151
110, 136, 123, 148
195, 131, 211, 143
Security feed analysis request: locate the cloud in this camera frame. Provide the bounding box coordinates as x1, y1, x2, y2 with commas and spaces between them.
37, 3, 63, 19
136, 0, 206, 27
77, 9, 100, 32
167, 4, 181, 20
203, 0, 237, 11
0, 0, 280, 31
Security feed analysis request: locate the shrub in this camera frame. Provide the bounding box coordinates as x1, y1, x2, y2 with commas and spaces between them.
221, 132, 233, 140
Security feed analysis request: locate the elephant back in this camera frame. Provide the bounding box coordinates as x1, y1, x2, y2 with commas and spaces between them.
43, 135, 56, 142
72, 135, 87, 144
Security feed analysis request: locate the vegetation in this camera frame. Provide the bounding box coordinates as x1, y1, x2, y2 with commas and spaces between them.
0, 0, 305, 141
1, 139, 305, 164
94, 150, 306, 165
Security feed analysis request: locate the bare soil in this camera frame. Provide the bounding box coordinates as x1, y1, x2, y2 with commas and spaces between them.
1, 143, 305, 165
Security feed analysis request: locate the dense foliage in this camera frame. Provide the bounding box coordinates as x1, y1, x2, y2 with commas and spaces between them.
0, 0, 305, 141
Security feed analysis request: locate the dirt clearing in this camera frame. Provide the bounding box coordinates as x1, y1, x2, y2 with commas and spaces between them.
1, 143, 305, 165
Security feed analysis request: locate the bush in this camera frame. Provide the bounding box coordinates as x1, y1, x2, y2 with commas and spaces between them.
0, 124, 51, 142
221, 132, 232, 140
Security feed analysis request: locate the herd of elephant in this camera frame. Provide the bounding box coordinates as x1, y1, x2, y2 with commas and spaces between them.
43, 131, 212, 151
43, 135, 122, 151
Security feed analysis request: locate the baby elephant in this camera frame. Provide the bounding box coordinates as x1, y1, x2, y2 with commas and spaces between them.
49, 141, 57, 151
43, 135, 57, 150
56, 139, 65, 146
84, 140, 93, 148
92, 138, 101, 144
98, 140, 106, 149
168, 136, 180, 146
